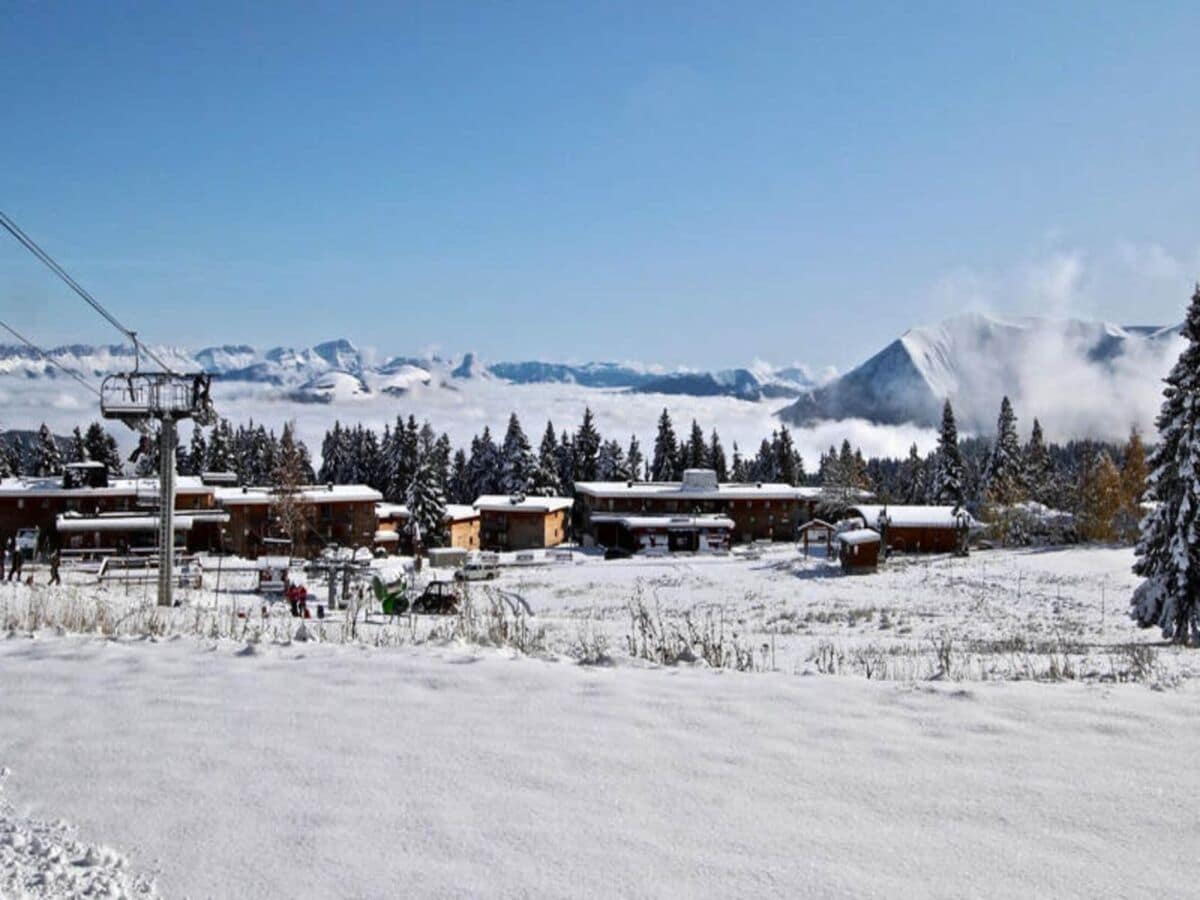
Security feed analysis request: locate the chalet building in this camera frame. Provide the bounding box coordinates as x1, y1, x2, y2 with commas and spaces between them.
573, 469, 826, 547
0, 464, 226, 554
474, 495, 573, 551
848, 505, 976, 555
214, 484, 382, 559
374, 503, 481, 554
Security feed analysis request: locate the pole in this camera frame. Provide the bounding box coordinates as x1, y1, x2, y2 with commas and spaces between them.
157, 418, 177, 607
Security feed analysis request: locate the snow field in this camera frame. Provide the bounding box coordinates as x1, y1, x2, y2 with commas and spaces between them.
2, 544, 1193, 685
1, 635, 1198, 897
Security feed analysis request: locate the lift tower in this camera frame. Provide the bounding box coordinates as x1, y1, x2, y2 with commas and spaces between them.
101, 368, 217, 607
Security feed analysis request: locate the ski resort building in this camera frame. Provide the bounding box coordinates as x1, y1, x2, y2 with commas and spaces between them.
847, 505, 975, 554
374, 502, 481, 554
0, 465, 227, 555
213, 484, 381, 559
573, 469, 826, 548
473, 495, 573, 551
591, 513, 734, 554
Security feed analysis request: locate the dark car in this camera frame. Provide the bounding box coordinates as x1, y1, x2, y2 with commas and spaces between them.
412, 580, 459, 615
604, 546, 633, 560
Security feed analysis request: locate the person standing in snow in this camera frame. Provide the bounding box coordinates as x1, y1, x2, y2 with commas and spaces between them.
7, 538, 23, 582
48, 548, 61, 586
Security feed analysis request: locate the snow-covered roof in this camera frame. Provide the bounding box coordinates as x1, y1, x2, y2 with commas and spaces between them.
851, 505, 976, 529
55, 511, 229, 533
215, 484, 383, 506
836, 528, 881, 546
375, 502, 410, 520
444, 504, 480, 522
592, 513, 735, 530
798, 518, 836, 532
0, 475, 212, 498
573, 480, 824, 501
473, 495, 573, 513
374, 530, 401, 543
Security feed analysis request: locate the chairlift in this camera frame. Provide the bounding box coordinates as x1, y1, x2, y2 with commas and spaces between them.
100, 371, 216, 428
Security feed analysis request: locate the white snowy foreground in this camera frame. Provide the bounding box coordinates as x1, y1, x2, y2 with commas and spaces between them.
2, 632, 1199, 898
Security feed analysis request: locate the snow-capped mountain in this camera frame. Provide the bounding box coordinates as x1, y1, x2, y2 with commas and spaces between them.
0, 338, 816, 402
777, 313, 1183, 433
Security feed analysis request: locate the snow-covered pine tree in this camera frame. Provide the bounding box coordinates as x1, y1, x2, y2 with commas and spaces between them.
1132, 286, 1200, 643
683, 420, 708, 470
752, 438, 776, 481
930, 400, 965, 506
206, 419, 234, 477
407, 455, 448, 550
448, 449, 471, 503
187, 425, 208, 477
651, 409, 679, 481
596, 439, 628, 481
556, 430, 575, 494
573, 408, 601, 482
0, 424, 14, 478
32, 423, 63, 477
68, 426, 88, 465
529, 422, 563, 496
271, 422, 314, 545
626, 435, 644, 483
467, 427, 502, 498
500, 413, 537, 494
730, 442, 748, 482
1023, 418, 1055, 506
774, 425, 802, 485
708, 430, 728, 482
982, 396, 1025, 505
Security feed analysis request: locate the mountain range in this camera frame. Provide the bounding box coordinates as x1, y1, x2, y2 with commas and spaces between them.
0, 313, 1183, 436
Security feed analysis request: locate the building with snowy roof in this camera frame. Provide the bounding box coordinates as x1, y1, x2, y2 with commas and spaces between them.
835, 528, 881, 572
473, 494, 572, 551
573, 468, 832, 547
847, 505, 976, 554
374, 502, 480, 554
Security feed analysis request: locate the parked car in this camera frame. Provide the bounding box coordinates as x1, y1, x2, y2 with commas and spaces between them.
14, 527, 39, 560
412, 580, 459, 615
604, 546, 632, 560
455, 559, 499, 581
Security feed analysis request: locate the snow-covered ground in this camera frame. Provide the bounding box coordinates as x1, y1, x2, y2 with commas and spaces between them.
2, 544, 1197, 896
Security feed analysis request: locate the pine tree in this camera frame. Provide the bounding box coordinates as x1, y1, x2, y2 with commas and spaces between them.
467, 427, 501, 498
271, 422, 314, 545
500, 413, 537, 494
67, 426, 88, 465
730, 442, 748, 482
774, 425, 801, 485
531, 422, 563, 496
597, 440, 628, 480
574, 408, 601, 482
651, 409, 679, 481
1133, 286, 1200, 642
448, 449, 471, 503
187, 426, 208, 477
32, 423, 63, 477
407, 455, 447, 550
708, 430, 728, 482
0, 424, 15, 478
903, 444, 929, 504
683, 420, 708, 470
930, 400, 965, 505
207, 419, 234, 476
83, 422, 120, 477
626, 435, 645, 483
752, 438, 776, 481
1023, 418, 1056, 506
556, 430, 575, 494
982, 396, 1026, 505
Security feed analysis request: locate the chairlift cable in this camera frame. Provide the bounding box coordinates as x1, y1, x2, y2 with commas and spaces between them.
0, 209, 180, 376
0, 318, 102, 398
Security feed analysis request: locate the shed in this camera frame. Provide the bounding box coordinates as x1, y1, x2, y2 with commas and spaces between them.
797, 518, 836, 556
849, 505, 975, 554
836, 528, 881, 572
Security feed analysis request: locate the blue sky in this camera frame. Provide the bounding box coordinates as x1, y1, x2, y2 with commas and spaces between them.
3, 2, 1199, 371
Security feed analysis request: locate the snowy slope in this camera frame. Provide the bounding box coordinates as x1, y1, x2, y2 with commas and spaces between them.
1, 632, 1197, 898
778, 312, 1184, 435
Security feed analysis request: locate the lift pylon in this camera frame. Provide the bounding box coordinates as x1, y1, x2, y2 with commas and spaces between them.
101, 371, 217, 607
